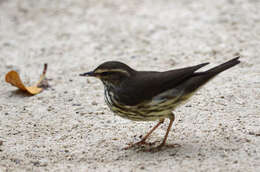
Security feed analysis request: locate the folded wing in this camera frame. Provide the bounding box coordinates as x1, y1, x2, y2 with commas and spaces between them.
118, 62, 209, 106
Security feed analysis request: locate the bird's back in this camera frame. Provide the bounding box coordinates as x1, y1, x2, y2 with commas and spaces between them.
115, 63, 209, 106
114, 57, 240, 106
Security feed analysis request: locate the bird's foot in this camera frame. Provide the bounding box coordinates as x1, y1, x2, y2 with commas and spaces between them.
123, 140, 159, 150
140, 143, 181, 152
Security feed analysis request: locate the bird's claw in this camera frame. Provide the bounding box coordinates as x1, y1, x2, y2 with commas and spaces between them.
123, 140, 160, 150
124, 142, 181, 152
154, 143, 181, 151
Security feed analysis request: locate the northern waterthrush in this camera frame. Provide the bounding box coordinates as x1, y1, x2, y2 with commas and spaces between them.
80, 57, 240, 150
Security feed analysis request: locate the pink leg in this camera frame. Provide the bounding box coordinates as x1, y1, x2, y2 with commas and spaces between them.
123, 119, 164, 150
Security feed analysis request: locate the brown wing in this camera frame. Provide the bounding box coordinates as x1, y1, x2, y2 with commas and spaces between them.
116, 62, 209, 106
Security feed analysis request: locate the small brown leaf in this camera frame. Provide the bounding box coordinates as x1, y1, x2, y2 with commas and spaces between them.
5, 64, 48, 95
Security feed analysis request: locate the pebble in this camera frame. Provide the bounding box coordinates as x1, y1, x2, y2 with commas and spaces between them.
92, 101, 98, 106
11, 158, 21, 164
140, 166, 145, 170
32, 161, 40, 166
249, 131, 260, 136
72, 103, 81, 106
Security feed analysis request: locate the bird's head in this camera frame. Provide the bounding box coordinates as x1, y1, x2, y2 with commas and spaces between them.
80, 61, 135, 88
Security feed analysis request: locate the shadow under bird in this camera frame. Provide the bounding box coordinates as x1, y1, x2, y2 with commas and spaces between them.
80, 57, 240, 150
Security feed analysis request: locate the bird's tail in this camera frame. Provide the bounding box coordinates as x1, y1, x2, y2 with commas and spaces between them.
206, 56, 240, 76
179, 57, 240, 94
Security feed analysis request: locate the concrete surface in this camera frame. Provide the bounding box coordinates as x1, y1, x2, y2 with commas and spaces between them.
0, 0, 260, 171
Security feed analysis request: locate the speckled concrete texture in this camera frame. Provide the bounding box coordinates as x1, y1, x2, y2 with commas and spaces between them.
0, 0, 260, 171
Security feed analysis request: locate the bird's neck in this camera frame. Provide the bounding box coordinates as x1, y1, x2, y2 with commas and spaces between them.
102, 80, 117, 91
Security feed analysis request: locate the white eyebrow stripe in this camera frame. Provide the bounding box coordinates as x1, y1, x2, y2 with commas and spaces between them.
95, 69, 130, 76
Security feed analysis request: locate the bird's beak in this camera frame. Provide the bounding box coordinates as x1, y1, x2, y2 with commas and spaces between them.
79, 71, 96, 77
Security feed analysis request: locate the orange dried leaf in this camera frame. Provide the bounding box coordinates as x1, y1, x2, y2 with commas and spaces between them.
5, 64, 48, 95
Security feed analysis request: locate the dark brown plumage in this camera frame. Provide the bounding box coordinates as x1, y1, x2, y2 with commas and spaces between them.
80, 57, 240, 150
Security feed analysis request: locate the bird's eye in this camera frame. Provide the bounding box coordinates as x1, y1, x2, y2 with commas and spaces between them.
102, 72, 112, 76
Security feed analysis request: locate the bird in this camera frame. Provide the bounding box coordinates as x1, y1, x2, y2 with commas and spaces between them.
80, 57, 240, 150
